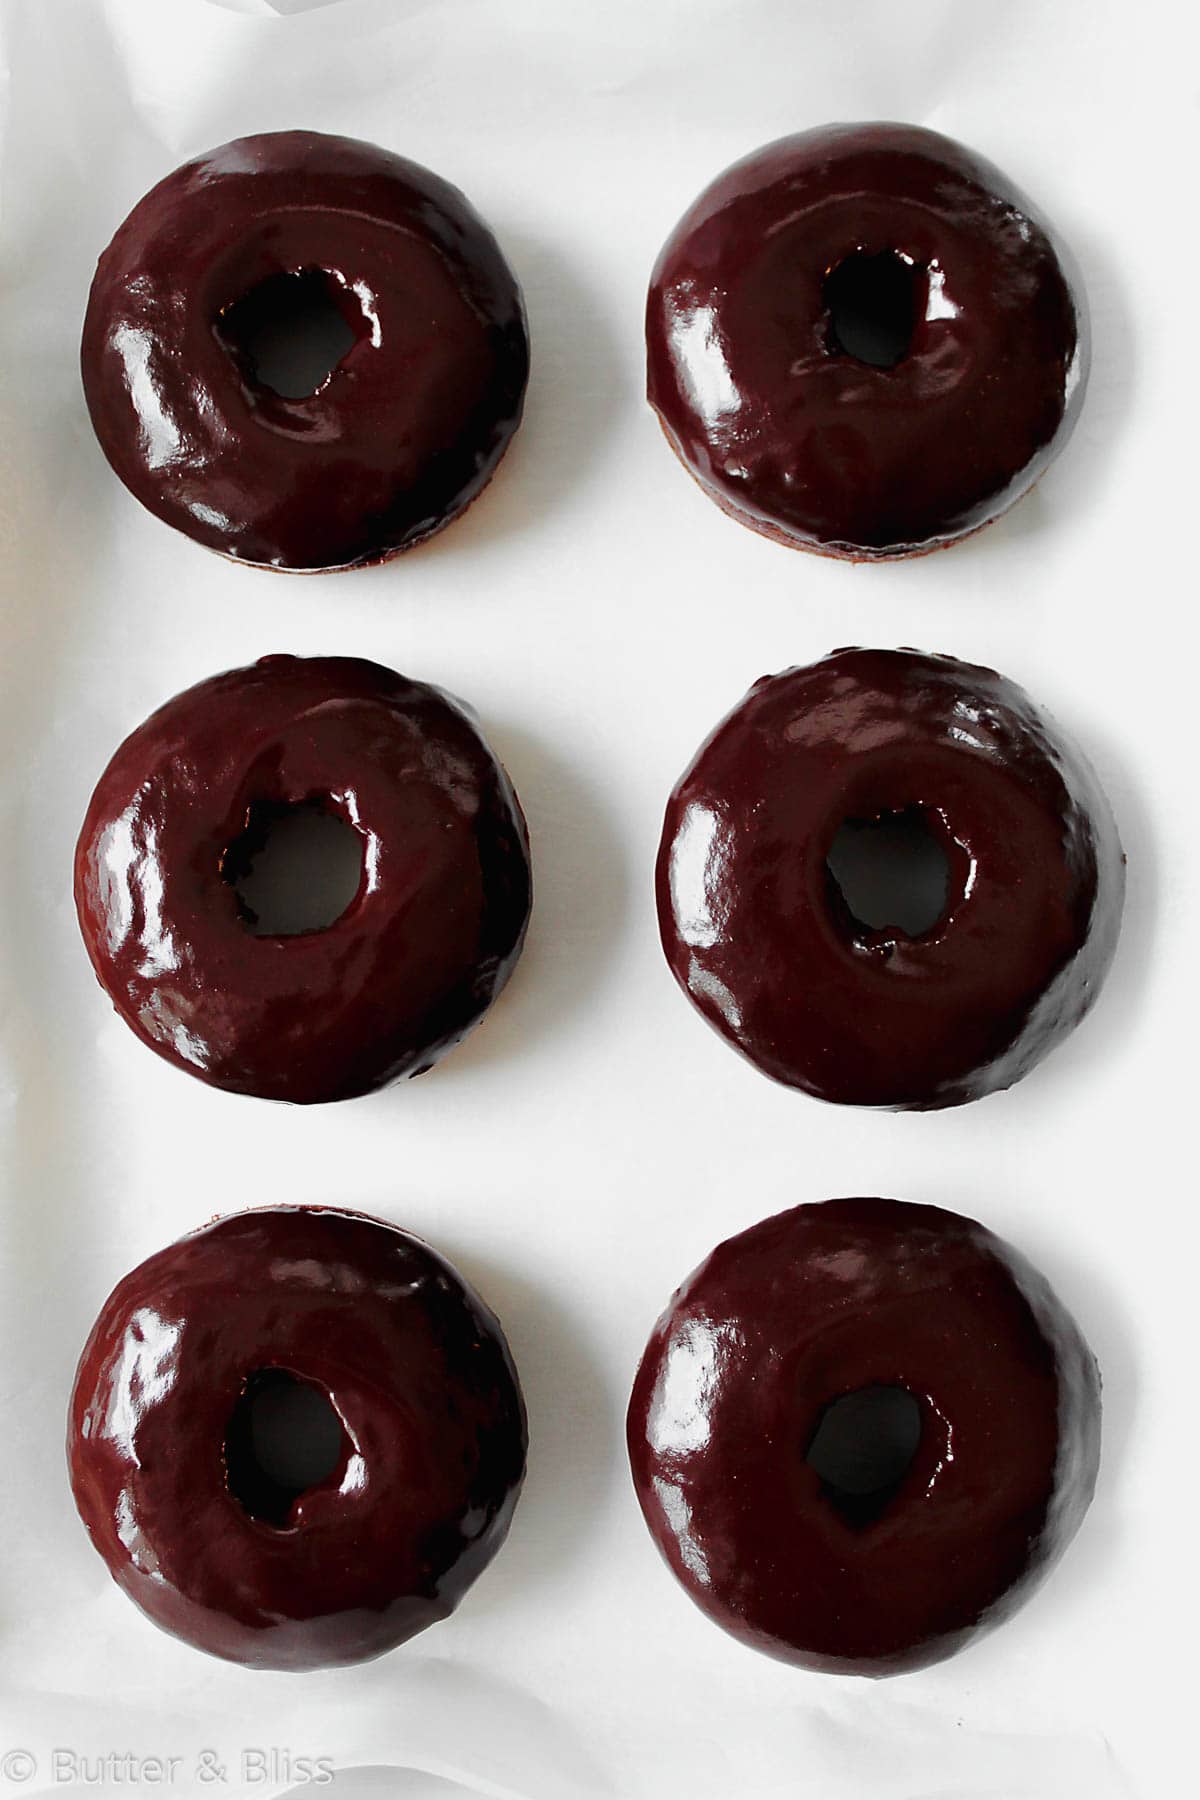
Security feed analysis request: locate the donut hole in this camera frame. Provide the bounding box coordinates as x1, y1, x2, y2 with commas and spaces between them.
216, 268, 366, 399
824, 251, 920, 370
826, 805, 951, 940
221, 798, 364, 937
805, 1385, 922, 1528
225, 1369, 348, 1528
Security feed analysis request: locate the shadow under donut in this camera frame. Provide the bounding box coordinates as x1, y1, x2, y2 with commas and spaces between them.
392, 226, 634, 566
437, 1248, 620, 1622
425, 716, 633, 1083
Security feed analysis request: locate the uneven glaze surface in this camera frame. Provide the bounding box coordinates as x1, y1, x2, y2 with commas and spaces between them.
68, 1207, 527, 1670
647, 122, 1088, 557
81, 131, 529, 570
74, 655, 531, 1103
628, 1197, 1101, 1675
657, 647, 1124, 1109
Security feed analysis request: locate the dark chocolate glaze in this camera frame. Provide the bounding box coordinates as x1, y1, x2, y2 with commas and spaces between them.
627, 1197, 1101, 1675
657, 648, 1124, 1109
68, 1206, 527, 1670
74, 655, 531, 1103
81, 131, 529, 571
646, 123, 1088, 558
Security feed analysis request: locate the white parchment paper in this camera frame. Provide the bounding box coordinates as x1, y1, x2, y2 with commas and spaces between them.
0, 1, 1195, 1794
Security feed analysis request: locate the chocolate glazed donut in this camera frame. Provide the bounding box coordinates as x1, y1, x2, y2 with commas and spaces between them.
81, 131, 529, 571
73, 655, 531, 1103
657, 648, 1124, 1109
647, 122, 1088, 558
628, 1198, 1101, 1675
68, 1207, 528, 1670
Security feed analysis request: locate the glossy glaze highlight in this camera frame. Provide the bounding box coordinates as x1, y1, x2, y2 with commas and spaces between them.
647, 122, 1088, 558
73, 655, 532, 1103
81, 131, 529, 570
657, 648, 1124, 1108
68, 1206, 528, 1669
628, 1197, 1101, 1675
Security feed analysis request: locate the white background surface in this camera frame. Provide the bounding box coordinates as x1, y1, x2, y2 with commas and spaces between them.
0, 1, 1196, 1795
